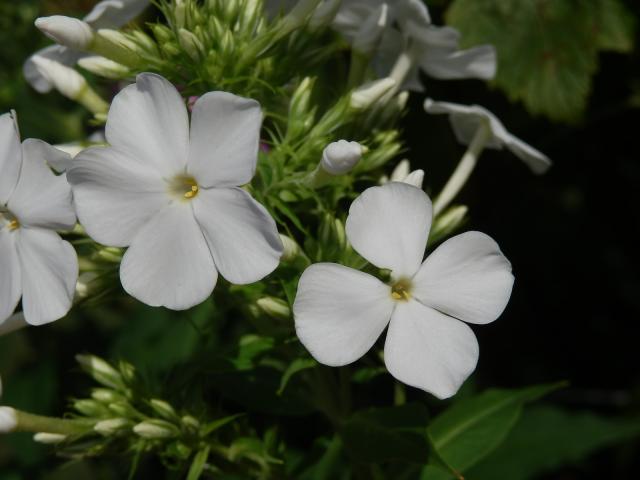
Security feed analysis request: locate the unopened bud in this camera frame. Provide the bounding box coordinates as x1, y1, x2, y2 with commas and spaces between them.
279, 234, 301, 261
353, 4, 388, 56
178, 28, 204, 61
76, 355, 123, 389
150, 399, 178, 421
256, 297, 291, 320
0, 407, 17, 433
74, 399, 109, 417
34, 432, 67, 444
430, 205, 469, 244
181, 415, 200, 432
91, 388, 124, 404
94, 418, 130, 436
133, 419, 179, 439
402, 169, 424, 188
96, 247, 123, 263
321, 140, 363, 175
35, 16, 94, 50
350, 78, 396, 110
78, 56, 129, 79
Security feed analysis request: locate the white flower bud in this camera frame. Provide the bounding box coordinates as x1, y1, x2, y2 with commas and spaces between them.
133, 420, 179, 439
76, 355, 123, 389
30, 57, 87, 100
403, 169, 425, 188
0, 407, 17, 433
35, 16, 94, 50
353, 4, 388, 56
350, 78, 396, 110
78, 56, 129, 79
279, 234, 301, 261
94, 418, 130, 436
34, 432, 67, 444
321, 140, 363, 175
149, 399, 178, 421
256, 297, 291, 320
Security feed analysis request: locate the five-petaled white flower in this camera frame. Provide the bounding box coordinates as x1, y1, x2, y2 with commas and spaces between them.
0, 112, 78, 326
424, 98, 551, 174
25, 0, 149, 93
67, 73, 283, 310
293, 182, 514, 399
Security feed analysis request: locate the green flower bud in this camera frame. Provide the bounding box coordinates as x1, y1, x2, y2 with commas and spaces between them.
133, 419, 179, 439
149, 399, 178, 421
151, 24, 173, 44
76, 355, 123, 389
94, 418, 131, 436
178, 28, 204, 61
256, 297, 291, 320
74, 399, 109, 417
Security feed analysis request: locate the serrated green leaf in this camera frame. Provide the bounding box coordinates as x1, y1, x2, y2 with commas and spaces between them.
446, 0, 634, 122
424, 382, 565, 476
468, 406, 640, 480
186, 447, 210, 480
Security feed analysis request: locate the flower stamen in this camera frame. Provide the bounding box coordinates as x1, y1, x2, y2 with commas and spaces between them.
390, 278, 412, 302
168, 175, 200, 201
8, 219, 20, 231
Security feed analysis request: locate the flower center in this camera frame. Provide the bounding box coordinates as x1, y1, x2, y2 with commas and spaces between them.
0, 208, 20, 232
168, 175, 199, 200
390, 278, 412, 302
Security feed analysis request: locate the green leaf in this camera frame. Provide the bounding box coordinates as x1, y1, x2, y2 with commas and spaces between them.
341, 403, 430, 464
468, 406, 640, 480
187, 446, 211, 480
446, 0, 635, 122
201, 414, 245, 437
277, 358, 317, 395
424, 382, 564, 476
232, 335, 275, 370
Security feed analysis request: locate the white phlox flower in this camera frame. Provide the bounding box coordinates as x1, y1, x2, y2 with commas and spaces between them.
380, 159, 424, 188
67, 73, 283, 310
424, 99, 551, 174
333, 0, 496, 90
293, 182, 514, 399
24, 0, 149, 93
0, 112, 78, 327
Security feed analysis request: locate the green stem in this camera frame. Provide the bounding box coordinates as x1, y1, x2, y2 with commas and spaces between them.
347, 51, 370, 89
14, 410, 95, 436
433, 122, 492, 216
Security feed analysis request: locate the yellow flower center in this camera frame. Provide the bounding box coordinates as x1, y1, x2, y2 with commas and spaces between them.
390, 278, 412, 302
1, 208, 20, 231
168, 175, 199, 200
7, 219, 19, 231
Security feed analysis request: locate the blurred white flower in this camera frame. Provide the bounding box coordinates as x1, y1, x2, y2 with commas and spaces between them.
424, 99, 552, 174
25, 0, 149, 93
0, 407, 17, 434
321, 140, 363, 175
380, 159, 424, 188
293, 182, 513, 399
0, 112, 78, 327
68, 73, 282, 310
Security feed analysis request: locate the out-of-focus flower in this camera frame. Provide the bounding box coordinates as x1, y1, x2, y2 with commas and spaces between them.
0, 112, 78, 327
67, 73, 282, 310
293, 182, 513, 399
380, 159, 424, 188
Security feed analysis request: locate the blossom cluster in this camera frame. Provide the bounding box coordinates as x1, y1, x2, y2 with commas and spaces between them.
1, 0, 551, 422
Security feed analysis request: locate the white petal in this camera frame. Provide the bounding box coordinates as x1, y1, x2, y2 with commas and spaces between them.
502, 132, 552, 174
23, 46, 85, 93
420, 44, 497, 81
345, 183, 432, 278
120, 202, 217, 310
16, 228, 78, 326
187, 92, 262, 188
412, 231, 514, 325
384, 299, 478, 399
8, 139, 75, 230
84, 0, 149, 29
0, 112, 22, 205
0, 231, 21, 325
293, 263, 394, 366
106, 73, 189, 177
192, 187, 281, 284
68, 146, 167, 246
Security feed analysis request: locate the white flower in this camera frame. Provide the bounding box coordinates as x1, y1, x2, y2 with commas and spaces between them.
381, 159, 424, 188
349, 77, 396, 110
67, 73, 283, 310
424, 99, 551, 174
321, 140, 363, 175
25, 0, 149, 93
0, 112, 78, 326
29, 56, 88, 100
293, 182, 513, 399
35, 16, 95, 50
0, 407, 17, 433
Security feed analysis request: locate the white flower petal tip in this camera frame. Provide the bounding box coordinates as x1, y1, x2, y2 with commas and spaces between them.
424, 98, 552, 174
346, 182, 432, 278
69, 73, 279, 309
321, 140, 363, 175
293, 263, 394, 367
0, 406, 17, 433
35, 16, 94, 50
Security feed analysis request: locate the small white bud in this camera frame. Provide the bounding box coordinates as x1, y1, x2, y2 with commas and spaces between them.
30, 57, 87, 100
33, 432, 67, 444
350, 78, 396, 110
94, 418, 130, 436
279, 234, 301, 262
353, 4, 388, 56
133, 420, 178, 439
0, 407, 17, 433
78, 56, 129, 79
35, 16, 94, 50
402, 169, 425, 188
76, 355, 123, 389
256, 297, 291, 320
321, 140, 363, 175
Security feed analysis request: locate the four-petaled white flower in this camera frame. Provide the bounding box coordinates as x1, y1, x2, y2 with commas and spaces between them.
293, 182, 514, 399
424, 99, 552, 174
24, 0, 149, 93
67, 73, 283, 310
0, 112, 78, 326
